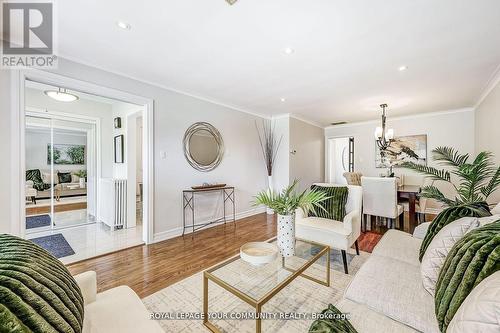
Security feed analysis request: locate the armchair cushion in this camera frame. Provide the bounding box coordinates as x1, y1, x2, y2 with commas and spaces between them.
309, 185, 348, 221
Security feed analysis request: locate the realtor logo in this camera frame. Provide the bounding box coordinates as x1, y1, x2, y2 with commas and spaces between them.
1, 1, 57, 68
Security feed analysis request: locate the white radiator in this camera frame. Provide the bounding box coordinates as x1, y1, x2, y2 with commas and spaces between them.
98, 179, 127, 229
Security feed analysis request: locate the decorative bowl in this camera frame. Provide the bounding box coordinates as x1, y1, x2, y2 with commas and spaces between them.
240, 242, 278, 266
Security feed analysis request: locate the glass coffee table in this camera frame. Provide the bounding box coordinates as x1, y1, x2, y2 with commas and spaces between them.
203, 237, 330, 333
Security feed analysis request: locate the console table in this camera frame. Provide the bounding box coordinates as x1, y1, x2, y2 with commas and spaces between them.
182, 186, 235, 236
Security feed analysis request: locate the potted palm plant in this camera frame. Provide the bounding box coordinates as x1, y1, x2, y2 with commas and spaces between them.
402, 146, 500, 260
254, 180, 329, 257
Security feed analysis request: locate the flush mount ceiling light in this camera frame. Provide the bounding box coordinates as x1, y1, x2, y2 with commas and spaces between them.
116, 21, 131, 30
225, 0, 238, 5
284, 47, 295, 55
280, 98, 286, 102
398, 65, 408, 71
44, 88, 79, 102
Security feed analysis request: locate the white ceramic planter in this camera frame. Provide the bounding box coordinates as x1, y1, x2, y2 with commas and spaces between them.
79, 178, 86, 188
266, 175, 274, 215
277, 214, 295, 257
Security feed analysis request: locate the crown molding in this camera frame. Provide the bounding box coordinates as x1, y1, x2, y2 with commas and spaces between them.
57, 54, 272, 120
475, 62, 500, 109
324, 107, 474, 130
271, 113, 324, 129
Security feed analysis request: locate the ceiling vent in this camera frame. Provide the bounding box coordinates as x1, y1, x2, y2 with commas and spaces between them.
330, 121, 347, 126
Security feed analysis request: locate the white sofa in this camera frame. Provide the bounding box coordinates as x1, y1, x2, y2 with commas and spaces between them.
335, 223, 499, 332
73, 271, 163, 333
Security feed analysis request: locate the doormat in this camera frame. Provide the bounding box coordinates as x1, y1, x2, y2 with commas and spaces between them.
26, 214, 51, 229
30, 233, 75, 258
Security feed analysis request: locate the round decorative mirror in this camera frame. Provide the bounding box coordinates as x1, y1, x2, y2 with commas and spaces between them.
183, 122, 224, 172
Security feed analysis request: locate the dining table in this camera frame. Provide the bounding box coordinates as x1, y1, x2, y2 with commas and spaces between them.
397, 185, 421, 233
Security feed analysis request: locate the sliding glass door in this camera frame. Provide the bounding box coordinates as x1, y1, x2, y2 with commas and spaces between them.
25, 114, 97, 233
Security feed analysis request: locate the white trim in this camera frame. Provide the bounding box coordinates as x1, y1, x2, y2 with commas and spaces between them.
13, 69, 155, 245
475, 63, 500, 108
323, 107, 475, 130
152, 207, 266, 244
59, 54, 271, 120
271, 113, 324, 129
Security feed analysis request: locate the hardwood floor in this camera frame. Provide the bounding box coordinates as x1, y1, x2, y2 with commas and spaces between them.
67, 211, 425, 298
26, 202, 87, 215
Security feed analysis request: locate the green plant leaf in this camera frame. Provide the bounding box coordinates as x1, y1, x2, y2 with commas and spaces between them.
401, 162, 451, 182
432, 146, 469, 168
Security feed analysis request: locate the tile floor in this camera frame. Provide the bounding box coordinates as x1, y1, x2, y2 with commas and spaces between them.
26, 222, 144, 264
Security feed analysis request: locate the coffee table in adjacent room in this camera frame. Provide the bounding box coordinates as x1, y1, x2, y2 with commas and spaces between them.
203, 237, 330, 333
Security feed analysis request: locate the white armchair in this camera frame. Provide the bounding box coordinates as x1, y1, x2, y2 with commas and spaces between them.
73, 271, 163, 333
295, 183, 362, 274
25, 180, 37, 204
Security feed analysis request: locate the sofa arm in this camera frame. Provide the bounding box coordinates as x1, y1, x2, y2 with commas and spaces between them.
413, 222, 431, 239
73, 271, 97, 305
343, 210, 360, 234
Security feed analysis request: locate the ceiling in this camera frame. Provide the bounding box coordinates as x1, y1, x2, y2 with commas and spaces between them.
57, 0, 500, 126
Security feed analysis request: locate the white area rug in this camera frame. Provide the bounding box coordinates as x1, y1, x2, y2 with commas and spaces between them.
143, 249, 370, 333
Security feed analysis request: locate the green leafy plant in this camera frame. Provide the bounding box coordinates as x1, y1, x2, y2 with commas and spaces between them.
253, 179, 329, 216
402, 146, 500, 207
74, 170, 87, 179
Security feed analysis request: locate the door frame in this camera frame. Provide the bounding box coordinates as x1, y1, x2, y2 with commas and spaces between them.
25, 108, 100, 232
12, 69, 155, 244
325, 135, 355, 183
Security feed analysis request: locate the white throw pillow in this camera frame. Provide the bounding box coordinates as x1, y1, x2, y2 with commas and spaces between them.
41, 172, 58, 185
71, 174, 80, 183
447, 271, 500, 333
478, 214, 500, 226
420, 217, 480, 295
491, 202, 500, 215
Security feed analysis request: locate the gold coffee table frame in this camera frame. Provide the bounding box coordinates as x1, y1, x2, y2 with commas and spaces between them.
203, 238, 330, 333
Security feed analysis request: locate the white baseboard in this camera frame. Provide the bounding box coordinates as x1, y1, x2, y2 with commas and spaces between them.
152, 207, 267, 244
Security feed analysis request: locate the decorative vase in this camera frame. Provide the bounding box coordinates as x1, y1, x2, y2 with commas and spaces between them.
277, 214, 295, 257
266, 175, 274, 215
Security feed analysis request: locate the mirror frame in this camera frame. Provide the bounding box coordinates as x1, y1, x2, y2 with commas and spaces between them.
183, 122, 224, 172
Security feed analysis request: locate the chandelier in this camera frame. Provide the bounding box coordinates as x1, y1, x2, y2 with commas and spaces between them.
374, 103, 394, 153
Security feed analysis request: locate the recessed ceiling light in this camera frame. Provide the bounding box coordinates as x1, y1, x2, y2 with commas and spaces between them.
398, 65, 408, 71
44, 88, 79, 102
284, 48, 294, 55
117, 21, 131, 30
280, 98, 286, 102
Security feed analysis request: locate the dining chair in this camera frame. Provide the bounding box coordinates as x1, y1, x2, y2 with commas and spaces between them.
361, 176, 404, 231
400, 178, 434, 223
343, 172, 362, 186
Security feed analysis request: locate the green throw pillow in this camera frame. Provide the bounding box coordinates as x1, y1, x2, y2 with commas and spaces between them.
25, 169, 50, 192
309, 186, 348, 221
434, 221, 500, 332
309, 304, 358, 333
419, 201, 491, 261
0, 234, 84, 333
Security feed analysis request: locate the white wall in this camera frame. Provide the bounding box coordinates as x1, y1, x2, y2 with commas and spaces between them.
289, 117, 325, 191
325, 109, 476, 210
0, 70, 13, 233
271, 116, 290, 192
475, 79, 500, 204
14, 58, 268, 240
25, 129, 87, 172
